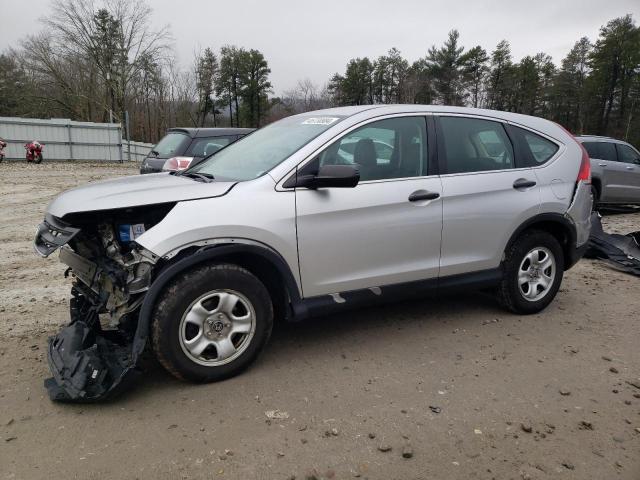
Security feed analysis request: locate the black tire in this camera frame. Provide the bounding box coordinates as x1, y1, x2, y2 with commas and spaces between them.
151, 263, 273, 382
35, 154, 43, 164
498, 230, 564, 315
591, 185, 599, 212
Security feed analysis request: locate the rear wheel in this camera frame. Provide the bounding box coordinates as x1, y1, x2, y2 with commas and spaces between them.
498, 230, 564, 314
152, 263, 273, 382
591, 185, 599, 211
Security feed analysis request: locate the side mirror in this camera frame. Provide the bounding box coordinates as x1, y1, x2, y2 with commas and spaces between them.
285, 164, 360, 189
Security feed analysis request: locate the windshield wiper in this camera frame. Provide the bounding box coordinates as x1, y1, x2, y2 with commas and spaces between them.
179, 171, 215, 183
150, 149, 159, 157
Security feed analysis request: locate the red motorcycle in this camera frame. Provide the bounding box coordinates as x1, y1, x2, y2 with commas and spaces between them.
25, 141, 44, 164
0, 139, 6, 163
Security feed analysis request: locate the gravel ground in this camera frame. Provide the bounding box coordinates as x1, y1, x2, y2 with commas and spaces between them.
1, 161, 639, 480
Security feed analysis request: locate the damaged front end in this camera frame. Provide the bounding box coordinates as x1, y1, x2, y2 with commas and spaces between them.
35, 204, 173, 402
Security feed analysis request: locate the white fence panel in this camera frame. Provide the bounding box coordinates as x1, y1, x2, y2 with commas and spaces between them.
0, 117, 151, 162
123, 141, 154, 161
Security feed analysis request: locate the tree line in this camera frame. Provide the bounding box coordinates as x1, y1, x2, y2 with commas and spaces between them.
0, 1, 638, 147
326, 16, 640, 145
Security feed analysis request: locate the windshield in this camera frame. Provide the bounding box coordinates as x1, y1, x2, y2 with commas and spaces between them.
152, 132, 190, 158
186, 136, 234, 157
190, 114, 345, 181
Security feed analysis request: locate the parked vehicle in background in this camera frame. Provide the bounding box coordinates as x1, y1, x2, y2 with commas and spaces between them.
0, 139, 6, 163
24, 141, 43, 163
576, 136, 640, 206
140, 128, 254, 174
35, 105, 592, 401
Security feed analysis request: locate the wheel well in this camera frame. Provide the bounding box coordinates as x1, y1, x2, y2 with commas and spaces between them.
198, 251, 292, 323
591, 177, 601, 199
509, 220, 574, 270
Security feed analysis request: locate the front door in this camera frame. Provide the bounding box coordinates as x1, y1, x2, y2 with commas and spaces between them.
294, 116, 443, 297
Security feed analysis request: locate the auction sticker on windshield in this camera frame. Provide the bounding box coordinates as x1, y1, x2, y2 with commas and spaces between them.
302, 117, 339, 125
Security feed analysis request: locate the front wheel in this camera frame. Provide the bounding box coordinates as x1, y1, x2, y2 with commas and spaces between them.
151, 263, 273, 382
35, 153, 43, 164
498, 230, 564, 314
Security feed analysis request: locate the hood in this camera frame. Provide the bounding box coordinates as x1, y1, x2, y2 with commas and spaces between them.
47, 172, 236, 218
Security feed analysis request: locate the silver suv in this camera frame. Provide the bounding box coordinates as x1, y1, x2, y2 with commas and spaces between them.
576, 136, 640, 206
34, 106, 592, 401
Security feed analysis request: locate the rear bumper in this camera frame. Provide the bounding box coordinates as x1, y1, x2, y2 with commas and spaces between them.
566, 180, 592, 247
565, 241, 589, 270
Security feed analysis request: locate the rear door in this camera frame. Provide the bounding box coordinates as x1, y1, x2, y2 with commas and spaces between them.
436, 115, 542, 276
614, 143, 640, 202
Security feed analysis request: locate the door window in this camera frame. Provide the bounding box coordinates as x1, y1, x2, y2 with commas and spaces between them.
616, 144, 640, 164
583, 141, 617, 161
313, 117, 427, 181
438, 117, 514, 174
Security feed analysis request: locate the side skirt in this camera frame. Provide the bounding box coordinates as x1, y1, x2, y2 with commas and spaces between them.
294, 268, 503, 320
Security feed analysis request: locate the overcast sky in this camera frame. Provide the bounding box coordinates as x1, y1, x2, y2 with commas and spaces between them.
1, 0, 639, 95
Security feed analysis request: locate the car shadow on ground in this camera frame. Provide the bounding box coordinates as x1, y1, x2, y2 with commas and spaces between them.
118, 290, 503, 403
597, 205, 640, 216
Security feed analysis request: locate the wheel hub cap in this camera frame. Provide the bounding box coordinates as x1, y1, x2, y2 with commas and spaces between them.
179, 290, 256, 366
518, 247, 556, 302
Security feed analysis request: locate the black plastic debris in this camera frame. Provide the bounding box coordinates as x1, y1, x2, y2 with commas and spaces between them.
584, 213, 640, 276
45, 286, 142, 402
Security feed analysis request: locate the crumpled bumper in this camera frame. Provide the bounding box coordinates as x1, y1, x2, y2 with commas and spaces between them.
584, 213, 640, 276
44, 287, 142, 402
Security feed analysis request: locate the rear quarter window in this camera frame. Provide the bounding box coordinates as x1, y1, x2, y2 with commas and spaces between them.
508, 126, 559, 167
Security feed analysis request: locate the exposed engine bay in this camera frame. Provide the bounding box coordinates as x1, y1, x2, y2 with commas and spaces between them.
35, 204, 174, 402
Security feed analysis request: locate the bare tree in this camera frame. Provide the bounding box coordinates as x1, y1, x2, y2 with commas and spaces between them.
41, 0, 171, 122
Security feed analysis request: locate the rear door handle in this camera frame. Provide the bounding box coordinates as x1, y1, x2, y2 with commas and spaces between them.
598, 163, 607, 167
408, 191, 440, 202
513, 179, 537, 189
626, 166, 635, 170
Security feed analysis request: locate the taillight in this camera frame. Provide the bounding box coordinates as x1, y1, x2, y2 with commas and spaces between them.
576, 143, 591, 183
554, 122, 590, 183
162, 156, 193, 172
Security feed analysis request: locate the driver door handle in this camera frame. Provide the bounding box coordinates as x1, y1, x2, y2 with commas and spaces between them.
626, 166, 635, 170
513, 179, 537, 190
408, 191, 440, 202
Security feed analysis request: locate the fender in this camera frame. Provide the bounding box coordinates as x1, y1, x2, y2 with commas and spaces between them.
503, 212, 578, 269
132, 243, 304, 359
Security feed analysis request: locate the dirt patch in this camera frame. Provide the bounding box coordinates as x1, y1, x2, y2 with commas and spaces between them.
1, 162, 639, 479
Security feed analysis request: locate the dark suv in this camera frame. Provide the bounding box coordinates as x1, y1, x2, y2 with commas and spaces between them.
140, 128, 254, 174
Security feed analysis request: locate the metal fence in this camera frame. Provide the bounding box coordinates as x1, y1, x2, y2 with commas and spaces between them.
0, 117, 153, 162
123, 140, 155, 162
